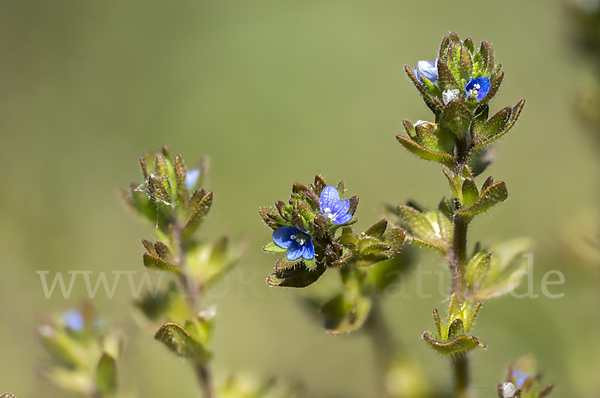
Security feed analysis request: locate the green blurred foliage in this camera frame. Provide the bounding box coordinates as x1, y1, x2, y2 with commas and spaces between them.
0, 0, 599, 397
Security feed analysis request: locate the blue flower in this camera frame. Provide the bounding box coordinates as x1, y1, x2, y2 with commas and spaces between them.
512, 370, 530, 389
186, 169, 200, 190
415, 59, 438, 84
63, 310, 84, 331
465, 77, 490, 101
273, 226, 315, 261
319, 186, 352, 225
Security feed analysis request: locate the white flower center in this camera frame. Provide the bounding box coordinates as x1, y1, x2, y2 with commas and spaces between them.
323, 207, 337, 221
290, 234, 306, 245
468, 83, 481, 97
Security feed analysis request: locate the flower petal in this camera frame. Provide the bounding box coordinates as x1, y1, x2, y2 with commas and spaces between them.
287, 245, 304, 261
332, 198, 350, 217
333, 213, 353, 225
417, 59, 438, 84
302, 240, 315, 260
185, 169, 200, 190
272, 227, 296, 249
63, 310, 84, 331
320, 186, 340, 212
465, 77, 490, 101
475, 77, 490, 100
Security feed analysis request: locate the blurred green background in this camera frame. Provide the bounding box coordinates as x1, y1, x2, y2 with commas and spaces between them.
1, 0, 599, 397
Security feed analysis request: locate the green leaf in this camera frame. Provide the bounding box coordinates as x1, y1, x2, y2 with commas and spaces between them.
208, 235, 228, 268
469, 148, 494, 177
464, 37, 474, 53
457, 181, 508, 218
182, 191, 213, 240
39, 331, 82, 368
420, 76, 443, 100
480, 71, 504, 105
154, 322, 212, 365
479, 41, 495, 74
143, 252, 180, 273
141, 239, 156, 255
465, 251, 492, 286
275, 256, 304, 271
442, 100, 474, 139
403, 120, 417, 140
263, 241, 287, 253
415, 123, 446, 153
470, 104, 489, 143
174, 155, 186, 191
482, 107, 512, 139
422, 332, 485, 356
447, 319, 465, 340
361, 243, 391, 257
296, 199, 315, 220
443, 170, 462, 201
406, 236, 446, 253
386, 228, 406, 256
154, 241, 171, 260
459, 45, 473, 81
320, 293, 372, 335
474, 238, 534, 300
96, 353, 117, 397
364, 219, 387, 239
396, 136, 456, 168
134, 281, 180, 321
267, 264, 326, 288
461, 178, 480, 208
474, 98, 525, 156
398, 205, 438, 243
433, 309, 443, 340
464, 302, 482, 332
258, 207, 281, 229
291, 210, 307, 231
404, 65, 444, 114
363, 249, 415, 292
154, 154, 169, 177
437, 59, 460, 91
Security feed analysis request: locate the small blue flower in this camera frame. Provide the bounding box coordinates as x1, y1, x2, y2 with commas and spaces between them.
63, 310, 84, 331
186, 169, 200, 190
319, 186, 352, 225
465, 77, 490, 101
512, 370, 529, 389
273, 226, 315, 261
415, 59, 438, 84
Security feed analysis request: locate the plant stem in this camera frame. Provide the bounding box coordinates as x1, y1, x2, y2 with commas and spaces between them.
175, 224, 213, 398
450, 137, 471, 398
454, 354, 470, 398
365, 296, 393, 398
195, 364, 214, 398
449, 214, 468, 302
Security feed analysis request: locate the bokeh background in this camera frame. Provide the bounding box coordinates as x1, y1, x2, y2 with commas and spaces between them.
1, 0, 599, 397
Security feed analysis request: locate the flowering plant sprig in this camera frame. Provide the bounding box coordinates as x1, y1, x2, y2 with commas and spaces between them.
260, 174, 405, 292
259, 174, 425, 397
387, 33, 554, 397
120, 147, 247, 398
39, 303, 122, 398
497, 356, 554, 398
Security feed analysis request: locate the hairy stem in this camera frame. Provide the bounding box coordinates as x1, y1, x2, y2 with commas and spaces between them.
365, 296, 394, 398
195, 364, 214, 398
450, 138, 471, 398
175, 224, 213, 398
454, 354, 470, 398
449, 214, 468, 302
